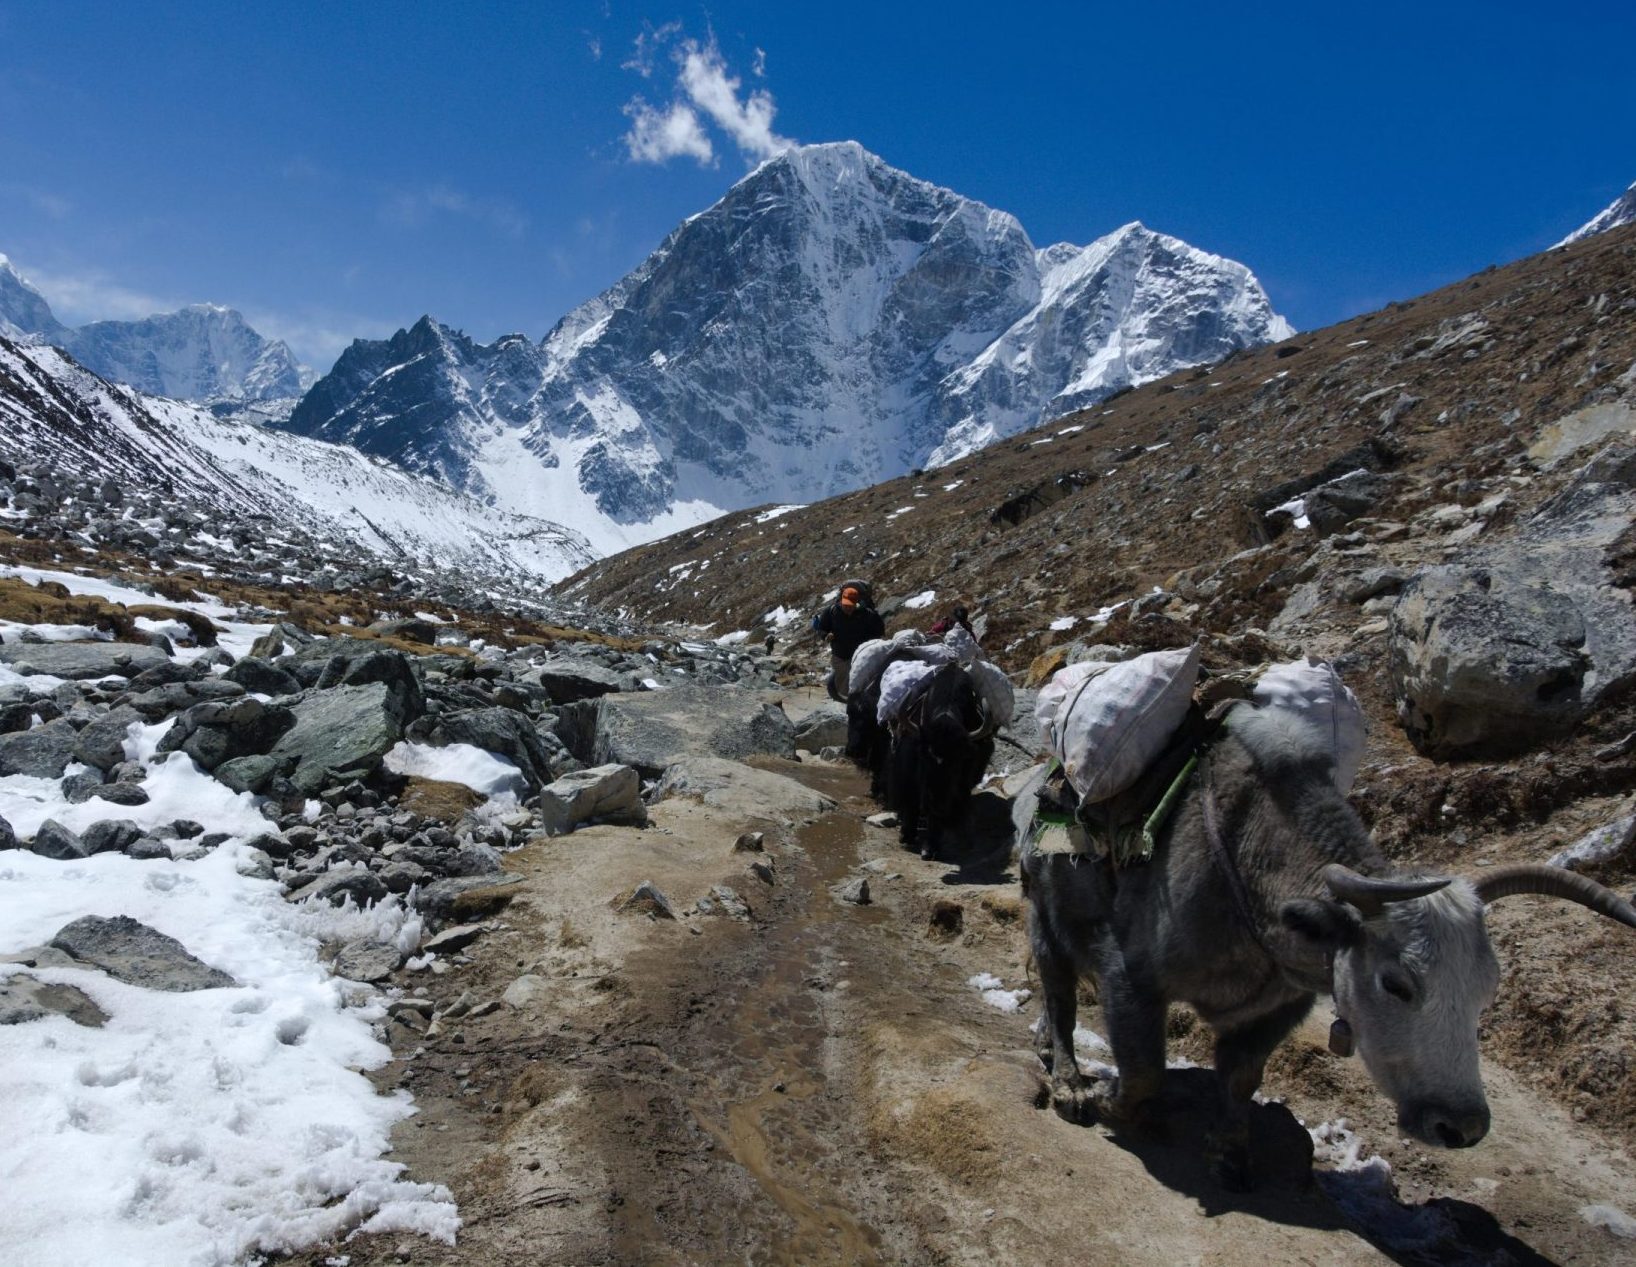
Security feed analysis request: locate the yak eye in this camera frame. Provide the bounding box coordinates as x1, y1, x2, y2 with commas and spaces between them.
1378, 968, 1415, 1004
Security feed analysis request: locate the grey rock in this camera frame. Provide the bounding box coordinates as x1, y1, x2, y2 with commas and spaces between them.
528, 659, 627, 704
1342, 567, 1410, 605
29, 818, 88, 860
72, 704, 143, 770
501, 974, 549, 1008
793, 705, 849, 751
80, 819, 144, 856
416, 872, 523, 920
332, 939, 401, 982
618, 880, 677, 920
158, 696, 296, 772
0, 813, 13, 850
653, 756, 835, 818
285, 867, 389, 908
224, 656, 302, 696
537, 764, 646, 835
124, 836, 171, 860
831, 876, 872, 906
48, 914, 237, 991
421, 923, 484, 954
0, 701, 34, 734
0, 718, 80, 778
61, 767, 108, 803
557, 685, 795, 778
1548, 811, 1636, 873
0, 641, 169, 681
380, 860, 430, 894
733, 831, 765, 853
235, 848, 276, 880
698, 885, 751, 920
90, 781, 150, 806
0, 974, 109, 1027
268, 681, 418, 793
213, 754, 284, 794
432, 706, 558, 787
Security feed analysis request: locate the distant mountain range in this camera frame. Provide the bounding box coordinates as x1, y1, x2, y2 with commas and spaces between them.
0, 334, 593, 583
279, 142, 1294, 553
0, 255, 312, 402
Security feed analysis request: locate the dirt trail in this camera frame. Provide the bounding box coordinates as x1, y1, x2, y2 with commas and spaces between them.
307, 734, 1636, 1266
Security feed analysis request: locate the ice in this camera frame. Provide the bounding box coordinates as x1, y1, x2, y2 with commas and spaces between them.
967, 972, 1032, 1013
1049, 615, 1077, 631
383, 742, 526, 801
902, 590, 937, 610
1581, 1204, 1636, 1238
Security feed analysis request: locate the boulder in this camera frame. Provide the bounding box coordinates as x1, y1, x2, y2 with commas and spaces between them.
557, 685, 796, 777
48, 915, 237, 991
285, 867, 390, 908
527, 659, 628, 704
332, 940, 402, 982
29, 819, 88, 860
0, 701, 33, 734
0, 975, 108, 1027
158, 697, 296, 771
79, 819, 144, 856
537, 764, 646, 835
90, 781, 150, 806
416, 873, 524, 920
652, 756, 835, 818
72, 704, 144, 771
0, 641, 169, 681
793, 705, 849, 751
267, 681, 420, 793
617, 880, 677, 920
0, 719, 80, 778
0, 813, 13, 851
223, 656, 302, 696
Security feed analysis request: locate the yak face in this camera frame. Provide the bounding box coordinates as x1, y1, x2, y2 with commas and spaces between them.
1318, 882, 1501, 1148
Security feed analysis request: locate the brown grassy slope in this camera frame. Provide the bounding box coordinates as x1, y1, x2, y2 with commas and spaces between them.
559, 222, 1636, 669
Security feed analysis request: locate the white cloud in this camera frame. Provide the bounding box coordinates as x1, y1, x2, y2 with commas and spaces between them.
245, 308, 399, 371
22, 264, 174, 324
1, 183, 73, 220
621, 20, 681, 78
620, 34, 794, 168
623, 98, 715, 165
381, 184, 527, 239
676, 39, 792, 163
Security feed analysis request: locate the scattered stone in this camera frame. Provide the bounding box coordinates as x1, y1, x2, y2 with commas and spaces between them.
418, 874, 524, 920
48, 915, 237, 991
866, 811, 899, 829
617, 880, 678, 920
0, 974, 109, 1027
732, 831, 765, 853
698, 885, 751, 921
125, 836, 171, 860
89, 780, 150, 806
537, 763, 646, 835
831, 876, 872, 906
0, 814, 14, 851
29, 818, 88, 860
0, 641, 169, 681
501, 975, 550, 1008
285, 867, 390, 908
792, 705, 848, 751
422, 924, 485, 955
333, 940, 402, 982
79, 819, 144, 856
1549, 812, 1636, 873
235, 848, 276, 880
0, 718, 80, 779
748, 859, 776, 885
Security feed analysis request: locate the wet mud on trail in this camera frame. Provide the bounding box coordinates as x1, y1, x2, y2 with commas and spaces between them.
305, 748, 1636, 1267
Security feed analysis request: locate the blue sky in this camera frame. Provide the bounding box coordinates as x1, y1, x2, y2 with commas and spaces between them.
1, 1, 1631, 371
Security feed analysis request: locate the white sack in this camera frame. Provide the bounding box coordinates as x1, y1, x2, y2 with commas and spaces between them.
848, 638, 896, 697
878, 660, 936, 724
907, 642, 959, 666
970, 658, 1016, 728
943, 625, 981, 664
1252, 657, 1366, 791
1041, 644, 1202, 803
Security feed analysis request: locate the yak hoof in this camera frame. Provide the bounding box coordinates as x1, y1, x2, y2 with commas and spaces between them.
1050, 1080, 1098, 1126
919, 842, 937, 861
1205, 1132, 1255, 1192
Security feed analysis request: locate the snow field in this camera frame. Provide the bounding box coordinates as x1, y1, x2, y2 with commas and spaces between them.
0, 715, 458, 1262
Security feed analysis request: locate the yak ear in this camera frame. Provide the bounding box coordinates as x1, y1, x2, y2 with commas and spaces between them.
1279, 898, 1363, 951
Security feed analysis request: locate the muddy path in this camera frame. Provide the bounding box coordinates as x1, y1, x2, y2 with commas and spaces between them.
304, 744, 1636, 1266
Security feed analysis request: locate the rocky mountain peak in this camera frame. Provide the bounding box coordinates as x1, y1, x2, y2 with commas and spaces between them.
283, 144, 1291, 555
1559, 178, 1636, 246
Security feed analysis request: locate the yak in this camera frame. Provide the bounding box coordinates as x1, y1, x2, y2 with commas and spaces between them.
1021, 704, 1636, 1188
889, 662, 995, 860
845, 651, 912, 802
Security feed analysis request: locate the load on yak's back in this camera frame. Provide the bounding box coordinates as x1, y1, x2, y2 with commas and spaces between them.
844, 623, 1017, 860
1021, 645, 1636, 1190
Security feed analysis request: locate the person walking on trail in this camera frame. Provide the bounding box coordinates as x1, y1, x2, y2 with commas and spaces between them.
929, 604, 974, 638
812, 581, 884, 701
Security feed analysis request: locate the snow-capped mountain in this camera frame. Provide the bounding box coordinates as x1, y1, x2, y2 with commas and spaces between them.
281, 142, 1292, 551
0, 334, 594, 584
1558, 179, 1636, 247
0, 254, 313, 402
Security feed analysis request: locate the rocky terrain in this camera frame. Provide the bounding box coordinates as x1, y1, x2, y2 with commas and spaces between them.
2, 220, 1635, 1264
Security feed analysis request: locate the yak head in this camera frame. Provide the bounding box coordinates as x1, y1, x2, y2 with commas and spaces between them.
1281, 863, 1636, 1149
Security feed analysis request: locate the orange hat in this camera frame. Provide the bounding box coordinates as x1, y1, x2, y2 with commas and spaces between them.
840, 586, 861, 611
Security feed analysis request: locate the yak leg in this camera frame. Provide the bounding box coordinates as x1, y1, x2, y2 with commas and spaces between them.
1095, 951, 1168, 1127
1206, 996, 1312, 1191
1029, 900, 1090, 1121
915, 758, 938, 860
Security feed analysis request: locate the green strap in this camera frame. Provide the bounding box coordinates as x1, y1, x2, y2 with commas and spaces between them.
1138, 754, 1199, 863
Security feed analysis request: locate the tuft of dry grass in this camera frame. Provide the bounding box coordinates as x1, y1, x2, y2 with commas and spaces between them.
399, 777, 485, 822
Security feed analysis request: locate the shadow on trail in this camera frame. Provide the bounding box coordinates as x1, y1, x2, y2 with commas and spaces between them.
1081, 1068, 1556, 1267
932, 789, 1017, 885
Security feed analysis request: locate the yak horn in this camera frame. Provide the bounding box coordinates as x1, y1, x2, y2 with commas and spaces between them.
1323, 864, 1451, 916
1472, 864, 1636, 929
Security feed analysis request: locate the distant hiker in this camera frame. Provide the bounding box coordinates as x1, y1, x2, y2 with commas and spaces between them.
764, 632, 776, 655
812, 580, 885, 700
929, 604, 974, 638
